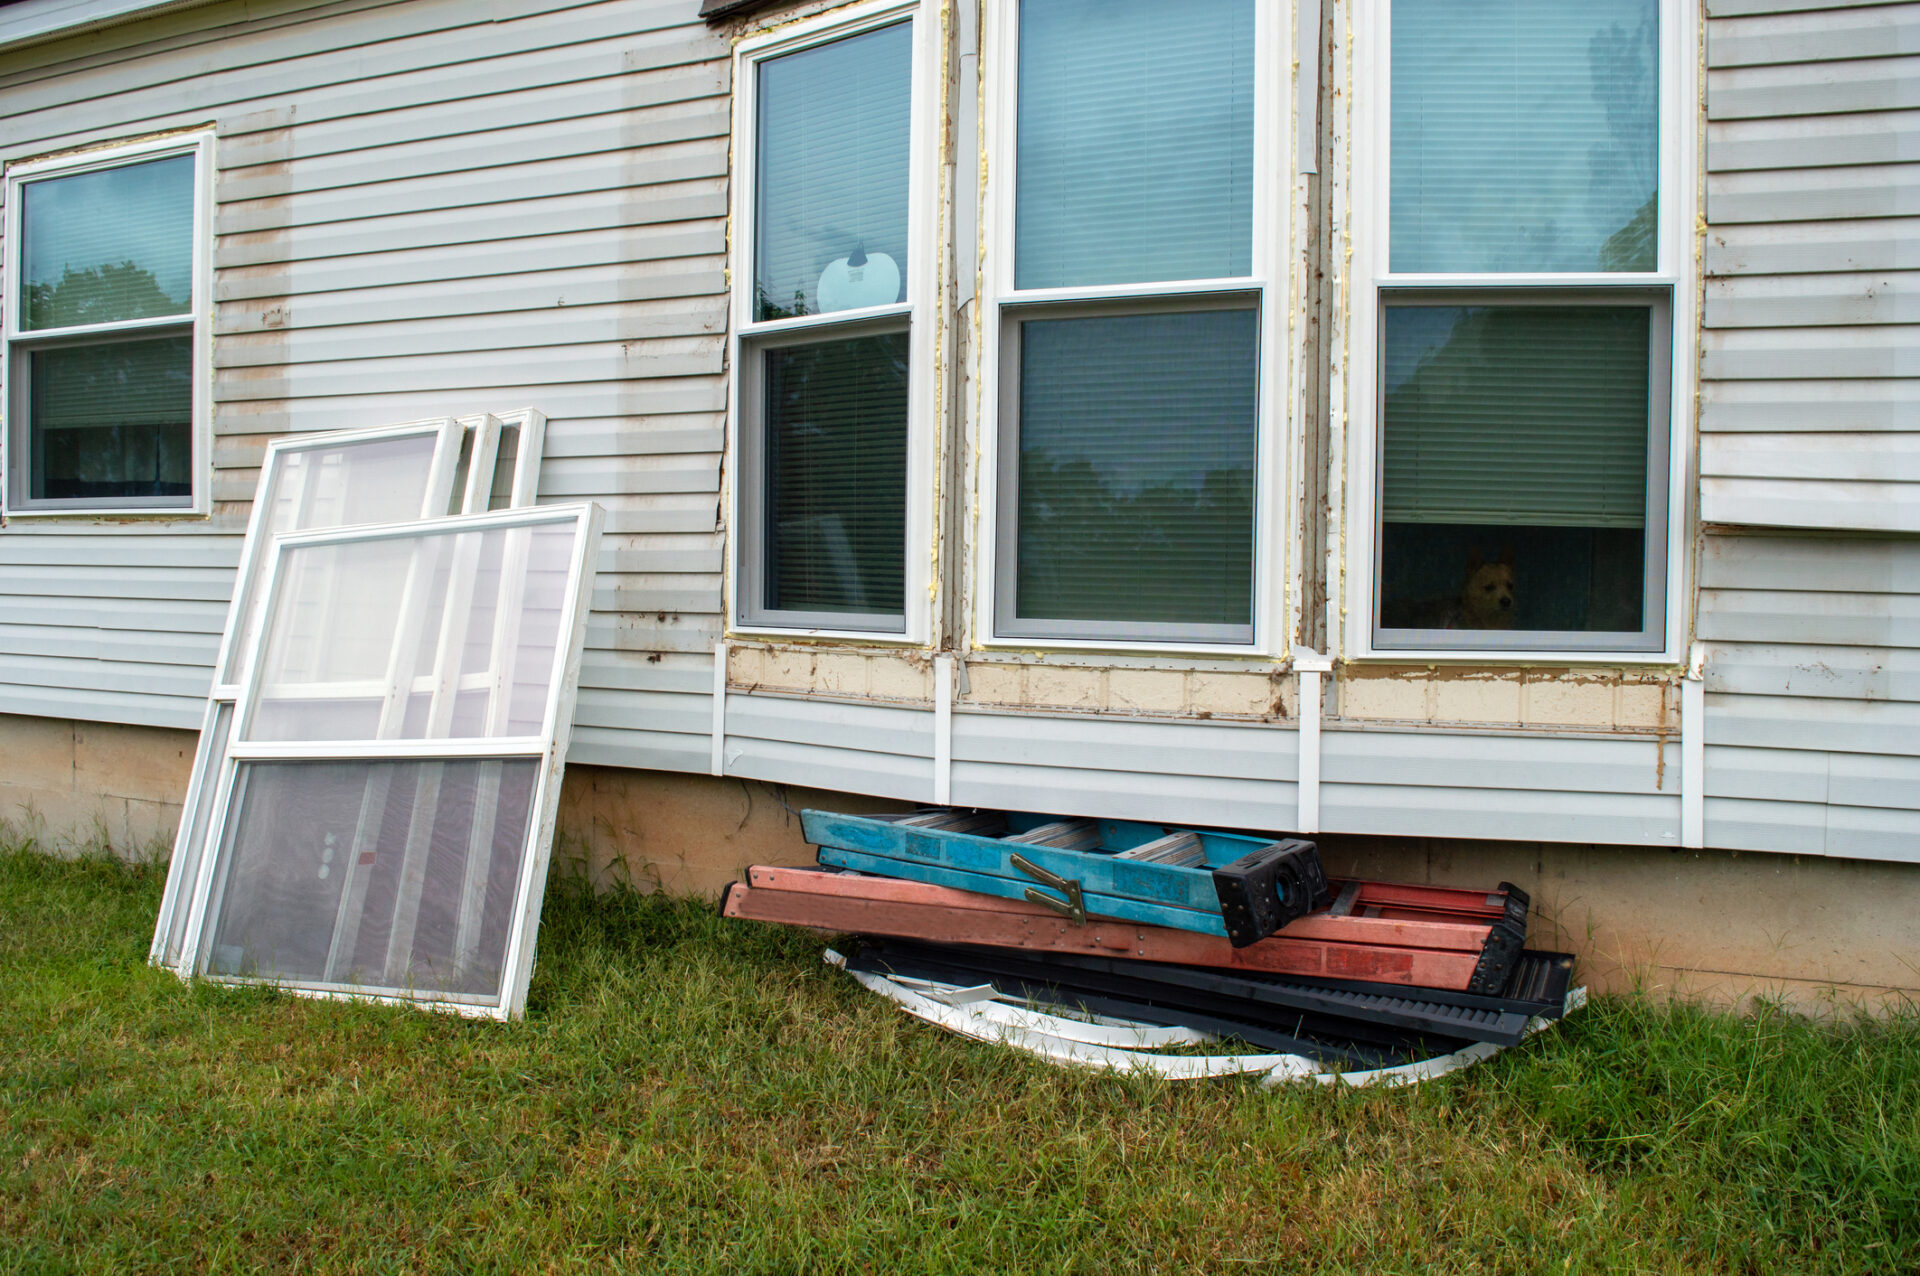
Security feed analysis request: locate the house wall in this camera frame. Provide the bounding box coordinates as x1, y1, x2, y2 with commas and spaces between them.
4, 708, 1914, 1009
0, 0, 1913, 934
0, 0, 733, 767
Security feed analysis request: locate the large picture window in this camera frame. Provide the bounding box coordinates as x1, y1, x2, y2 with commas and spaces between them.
989, 0, 1268, 647
732, 5, 923, 635
3, 135, 208, 515
1364, 0, 1681, 656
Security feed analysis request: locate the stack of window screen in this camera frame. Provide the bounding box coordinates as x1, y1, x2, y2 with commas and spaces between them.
995, 0, 1262, 646
150, 411, 549, 974
737, 9, 916, 633
1374, 0, 1669, 652
171, 501, 602, 1019
3, 137, 206, 514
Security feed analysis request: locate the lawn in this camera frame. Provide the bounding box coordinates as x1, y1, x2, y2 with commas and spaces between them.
2, 841, 1917, 1274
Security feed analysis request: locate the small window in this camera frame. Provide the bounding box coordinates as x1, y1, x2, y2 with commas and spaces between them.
992, 0, 1265, 647
1369, 0, 1672, 655
734, 13, 918, 634
4, 137, 208, 515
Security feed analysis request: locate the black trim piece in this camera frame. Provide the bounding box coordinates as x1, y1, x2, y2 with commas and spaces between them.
1466, 882, 1532, 996
1210, 838, 1333, 946
856, 939, 1474, 1055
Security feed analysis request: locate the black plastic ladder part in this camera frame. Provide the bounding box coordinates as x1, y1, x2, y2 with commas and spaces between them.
861, 938, 1475, 1056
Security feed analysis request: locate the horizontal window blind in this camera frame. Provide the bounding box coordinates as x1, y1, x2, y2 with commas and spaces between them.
763, 331, 909, 618
1381, 305, 1650, 529
754, 22, 911, 322
1016, 0, 1253, 290
1391, 0, 1658, 274
21, 154, 194, 328
1014, 308, 1257, 627
28, 335, 192, 500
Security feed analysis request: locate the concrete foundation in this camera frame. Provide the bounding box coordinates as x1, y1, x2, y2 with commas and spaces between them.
3, 710, 1913, 1011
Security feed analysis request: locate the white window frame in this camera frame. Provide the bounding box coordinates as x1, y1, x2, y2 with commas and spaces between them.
972, 0, 1292, 655
175, 501, 605, 1021
1, 131, 214, 519
1341, 0, 1698, 664
724, 0, 938, 644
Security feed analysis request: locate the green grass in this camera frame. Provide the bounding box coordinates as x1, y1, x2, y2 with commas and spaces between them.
2, 842, 1916, 1275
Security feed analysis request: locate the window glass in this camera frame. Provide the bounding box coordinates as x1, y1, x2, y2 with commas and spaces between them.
1390, 0, 1658, 273
754, 22, 912, 321
1013, 308, 1257, 630
247, 523, 579, 743
763, 331, 909, 618
27, 335, 191, 501
1377, 303, 1654, 635
21, 154, 194, 329
1016, 0, 1254, 289
221, 432, 446, 686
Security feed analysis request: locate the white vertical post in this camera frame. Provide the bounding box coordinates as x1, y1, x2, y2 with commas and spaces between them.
1681, 640, 1706, 849
711, 641, 728, 777
1293, 650, 1333, 833
933, 654, 953, 807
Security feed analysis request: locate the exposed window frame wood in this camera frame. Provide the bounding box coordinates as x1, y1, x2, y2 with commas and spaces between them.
972, 0, 1293, 656
724, 0, 937, 644
1, 130, 214, 519
1339, 0, 1699, 665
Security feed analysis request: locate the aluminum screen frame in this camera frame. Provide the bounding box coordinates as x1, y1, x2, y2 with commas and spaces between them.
150, 411, 552, 973
172, 501, 603, 1019
150, 417, 463, 971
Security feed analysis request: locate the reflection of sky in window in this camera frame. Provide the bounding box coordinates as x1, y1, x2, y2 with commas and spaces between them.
1391, 0, 1657, 273
1382, 306, 1465, 394
23, 155, 194, 312
1022, 310, 1256, 498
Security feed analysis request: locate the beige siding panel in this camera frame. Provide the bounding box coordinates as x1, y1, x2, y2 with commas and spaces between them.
1707, 217, 1920, 277
1705, 270, 1920, 327
1708, 54, 1920, 120
1700, 376, 1920, 431
1708, 5, 1920, 67
1708, 109, 1920, 172
1708, 163, 1920, 225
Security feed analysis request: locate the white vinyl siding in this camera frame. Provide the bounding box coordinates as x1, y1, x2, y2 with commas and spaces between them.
1701, 0, 1920, 532
0, 0, 731, 757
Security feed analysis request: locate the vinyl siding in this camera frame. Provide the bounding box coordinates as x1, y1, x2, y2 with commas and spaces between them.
1699, 533, 1920, 862
0, 0, 727, 736
1703, 0, 1920, 532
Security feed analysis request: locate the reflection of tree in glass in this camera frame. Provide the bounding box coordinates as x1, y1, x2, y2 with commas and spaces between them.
28, 261, 184, 329
764, 333, 908, 614
1017, 455, 1252, 626
1589, 7, 1658, 272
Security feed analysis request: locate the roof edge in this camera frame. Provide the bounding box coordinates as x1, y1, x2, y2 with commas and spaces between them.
0, 0, 225, 57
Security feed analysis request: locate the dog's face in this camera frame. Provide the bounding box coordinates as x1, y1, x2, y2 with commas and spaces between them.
1460, 551, 1516, 628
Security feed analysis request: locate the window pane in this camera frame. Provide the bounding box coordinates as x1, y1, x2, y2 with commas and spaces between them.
1016, 0, 1254, 289
754, 23, 911, 322
247, 522, 581, 742
220, 432, 446, 685
763, 331, 908, 618
27, 335, 192, 501
1391, 0, 1658, 273
1378, 304, 1653, 635
203, 758, 538, 1001
22, 153, 195, 329
1014, 308, 1257, 629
